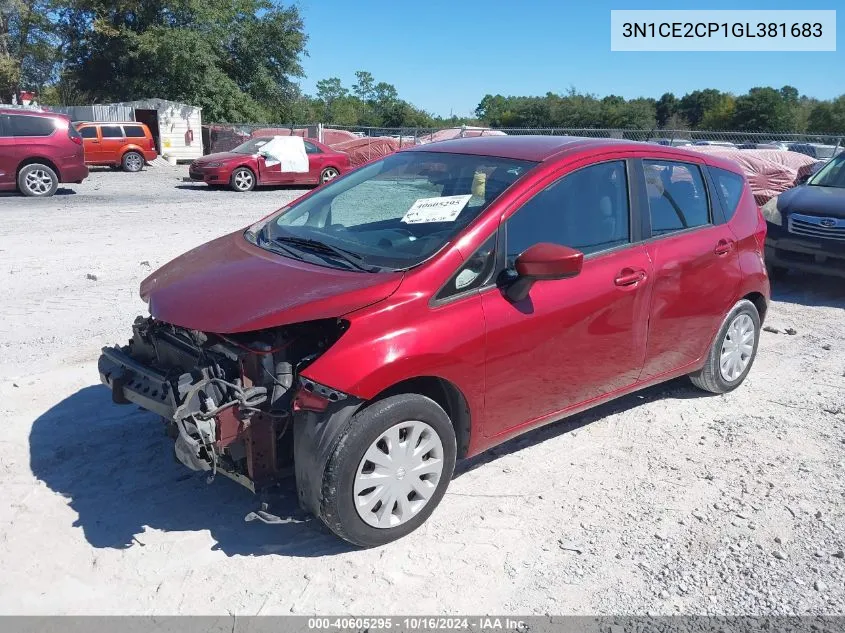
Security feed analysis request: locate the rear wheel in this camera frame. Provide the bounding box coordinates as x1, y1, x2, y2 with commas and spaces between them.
18, 164, 59, 197
320, 167, 339, 184
122, 151, 144, 172
690, 299, 761, 394
230, 167, 256, 192
319, 394, 457, 547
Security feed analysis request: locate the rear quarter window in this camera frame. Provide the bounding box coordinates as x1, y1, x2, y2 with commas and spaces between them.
79, 126, 98, 139
709, 167, 746, 221
123, 125, 147, 138
8, 115, 56, 137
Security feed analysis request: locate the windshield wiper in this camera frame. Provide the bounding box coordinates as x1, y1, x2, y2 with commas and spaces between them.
273, 235, 375, 272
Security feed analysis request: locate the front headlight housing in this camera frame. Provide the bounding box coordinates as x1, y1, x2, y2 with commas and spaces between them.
761, 197, 783, 225
205, 162, 223, 168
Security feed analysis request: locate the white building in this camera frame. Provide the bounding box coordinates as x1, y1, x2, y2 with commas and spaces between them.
109, 98, 203, 162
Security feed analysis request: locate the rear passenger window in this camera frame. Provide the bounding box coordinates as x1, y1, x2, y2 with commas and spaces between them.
100, 125, 124, 138
8, 115, 55, 137
506, 161, 630, 265
709, 167, 746, 221
123, 125, 146, 137
304, 141, 321, 154
79, 126, 97, 139
643, 161, 710, 236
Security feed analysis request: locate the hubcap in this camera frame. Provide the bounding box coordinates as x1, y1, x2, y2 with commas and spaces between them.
126, 154, 142, 171
354, 420, 444, 529
322, 168, 338, 182
235, 171, 253, 190
24, 169, 53, 195
720, 313, 755, 382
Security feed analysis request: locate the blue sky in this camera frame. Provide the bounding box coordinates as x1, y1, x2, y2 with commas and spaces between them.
295, 0, 842, 117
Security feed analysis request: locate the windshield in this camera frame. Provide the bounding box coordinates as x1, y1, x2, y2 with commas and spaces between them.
249, 151, 536, 271
231, 138, 272, 154
808, 152, 845, 188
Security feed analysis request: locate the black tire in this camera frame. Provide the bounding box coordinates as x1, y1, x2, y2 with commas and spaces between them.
230, 167, 256, 192
690, 299, 761, 394
18, 163, 59, 197
766, 263, 788, 281
122, 151, 144, 172
320, 167, 339, 184
319, 394, 457, 547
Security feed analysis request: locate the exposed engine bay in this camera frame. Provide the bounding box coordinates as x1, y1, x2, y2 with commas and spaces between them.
98, 316, 348, 491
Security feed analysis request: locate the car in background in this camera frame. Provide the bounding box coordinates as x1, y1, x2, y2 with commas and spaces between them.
762, 150, 845, 279
100, 136, 769, 546
787, 143, 843, 161
737, 143, 783, 150
189, 137, 351, 192
0, 107, 88, 197
75, 121, 158, 172
693, 140, 737, 148
650, 138, 693, 147
759, 141, 791, 151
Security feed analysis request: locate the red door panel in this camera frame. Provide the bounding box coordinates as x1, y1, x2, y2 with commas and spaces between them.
79, 126, 102, 163
98, 125, 126, 165
639, 225, 741, 379
482, 246, 653, 439
0, 115, 17, 187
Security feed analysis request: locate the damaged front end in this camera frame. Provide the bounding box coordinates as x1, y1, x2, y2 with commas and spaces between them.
98, 316, 349, 492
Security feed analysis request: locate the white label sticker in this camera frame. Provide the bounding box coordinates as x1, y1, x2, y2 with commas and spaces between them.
401, 195, 472, 224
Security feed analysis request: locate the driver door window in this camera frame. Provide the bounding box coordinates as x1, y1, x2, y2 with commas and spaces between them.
505, 160, 631, 265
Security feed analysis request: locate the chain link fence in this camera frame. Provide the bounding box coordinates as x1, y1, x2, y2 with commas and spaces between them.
204, 122, 844, 163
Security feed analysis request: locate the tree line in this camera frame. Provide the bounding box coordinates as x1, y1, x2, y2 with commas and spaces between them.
2, 1, 843, 132
476, 88, 845, 134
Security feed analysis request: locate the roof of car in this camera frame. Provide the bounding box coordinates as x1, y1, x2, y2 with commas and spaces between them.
76, 121, 146, 126
403, 135, 715, 163
0, 107, 68, 118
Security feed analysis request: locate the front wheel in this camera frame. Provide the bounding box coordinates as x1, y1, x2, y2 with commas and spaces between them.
18, 164, 59, 197
319, 394, 457, 547
690, 299, 761, 394
320, 167, 339, 184
230, 167, 256, 192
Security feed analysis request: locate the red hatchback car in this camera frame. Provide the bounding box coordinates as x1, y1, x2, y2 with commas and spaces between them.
189, 137, 350, 191
100, 136, 769, 546
0, 108, 88, 197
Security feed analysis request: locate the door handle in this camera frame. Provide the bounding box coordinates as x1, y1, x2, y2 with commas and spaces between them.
614, 268, 647, 287
714, 239, 734, 256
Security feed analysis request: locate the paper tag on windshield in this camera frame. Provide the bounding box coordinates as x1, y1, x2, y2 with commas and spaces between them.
401, 195, 472, 224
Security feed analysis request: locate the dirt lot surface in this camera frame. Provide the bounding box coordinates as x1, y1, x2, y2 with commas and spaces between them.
1, 167, 844, 615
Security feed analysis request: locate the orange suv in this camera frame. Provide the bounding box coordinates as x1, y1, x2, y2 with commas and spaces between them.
75, 122, 158, 172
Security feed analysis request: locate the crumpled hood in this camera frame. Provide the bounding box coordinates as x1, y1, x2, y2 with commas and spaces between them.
779, 185, 845, 219
140, 231, 403, 333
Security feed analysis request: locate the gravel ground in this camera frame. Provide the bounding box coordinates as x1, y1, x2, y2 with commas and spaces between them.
0, 167, 843, 616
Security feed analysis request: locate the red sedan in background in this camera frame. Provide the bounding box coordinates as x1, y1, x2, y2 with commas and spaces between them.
189, 137, 350, 192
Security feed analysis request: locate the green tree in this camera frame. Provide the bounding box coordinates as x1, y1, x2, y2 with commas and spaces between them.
352, 70, 374, 101
57, 0, 307, 122
731, 87, 794, 131
0, 0, 61, 102
806, 96, 845, 134
656, 92, 677, 128
699, 94, 736, 130
678, 89, 724, 127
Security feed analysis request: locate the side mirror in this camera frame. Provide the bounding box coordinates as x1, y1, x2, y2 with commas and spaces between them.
503, 243, 584, 302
